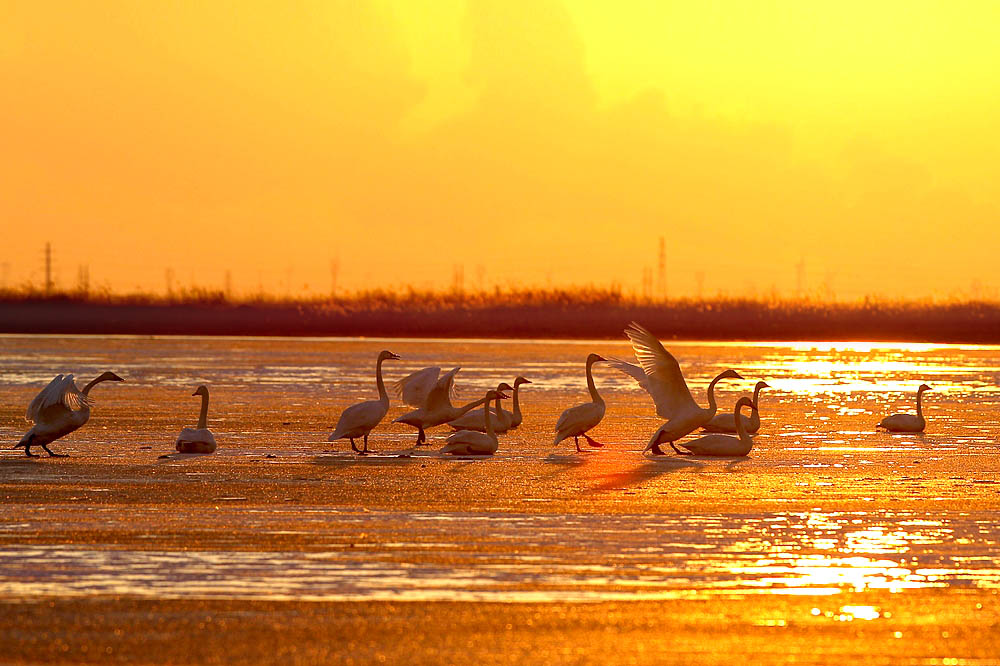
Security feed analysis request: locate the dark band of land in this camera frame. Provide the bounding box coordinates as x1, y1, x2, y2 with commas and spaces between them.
3, 290, 1000, 342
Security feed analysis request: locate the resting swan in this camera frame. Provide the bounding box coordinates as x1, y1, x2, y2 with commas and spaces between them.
328, 350, 400, 454
676, 397, 756, 457
16, 372, 124, 457
877, 384, 931, 433
448, 382, 515, 433
553, 354, 607, 452
701, 381, 769, 433
393, 366, 494, 445
441, 389, 508, 456
176, 386, 217, 453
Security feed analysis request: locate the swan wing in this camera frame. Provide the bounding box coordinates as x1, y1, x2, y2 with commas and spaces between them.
624, 322, 698, 419
25, 374, 91, 422
554, 402, 604, 439
393, 367, 442, 408
425, 367, 461, 411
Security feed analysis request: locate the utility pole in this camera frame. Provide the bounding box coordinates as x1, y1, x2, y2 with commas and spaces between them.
452, 264, 464, 294
695, 271, 705, 300
165, 268, 175, 297
224, 270, 233, 300
330, 258, 339, 297
77, 265, 90, 295
44, 242, 53, 295
657, 236, 666, 301
796, 257, 805, 298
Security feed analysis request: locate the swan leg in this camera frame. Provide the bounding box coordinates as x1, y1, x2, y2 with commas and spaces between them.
668, 441, 683, 454
416, 427, 426, 446
41, 443, 67, 458
574, 436, 583, 453
349, 438, 361, 453
583, 433, 604, 448
23, 444, 39, 458
649, 443, 667, 456
361, 433, 372, 455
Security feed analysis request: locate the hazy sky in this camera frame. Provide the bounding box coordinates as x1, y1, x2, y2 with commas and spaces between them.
3, 1, 999, 299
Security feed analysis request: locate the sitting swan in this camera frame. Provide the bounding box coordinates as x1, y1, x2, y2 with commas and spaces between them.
176, 386, 217, 453
447, 382, 515, 433
677, 397, 756, 457
441, 389, 507, 456
701, 381, 769, 433
328, 350, 400, 454
16, 372, 125, 457
877, 384, 931, 433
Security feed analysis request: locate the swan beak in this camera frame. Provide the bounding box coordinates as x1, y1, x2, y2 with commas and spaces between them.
191, 391, 198, 396
390, 353, 401, 360
499, 392, 511, 399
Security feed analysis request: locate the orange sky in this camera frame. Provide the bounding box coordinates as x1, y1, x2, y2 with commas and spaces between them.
2, 1, 999, 299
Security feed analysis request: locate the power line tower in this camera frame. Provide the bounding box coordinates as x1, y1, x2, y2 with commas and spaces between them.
44, 242, 54, 294
224, 270, 233, 300
77, 265, 90, 295
165, 268, 175, 297
329, 258, 339, 297
657, 236, 666, 301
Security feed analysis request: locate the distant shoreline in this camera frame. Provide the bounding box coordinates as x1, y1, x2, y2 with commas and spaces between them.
2, 298, 1000, 343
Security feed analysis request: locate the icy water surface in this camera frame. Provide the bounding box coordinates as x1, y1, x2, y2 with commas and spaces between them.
1, 335, 1000, 606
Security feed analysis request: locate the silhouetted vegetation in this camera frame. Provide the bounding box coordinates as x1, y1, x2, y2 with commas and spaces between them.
1, 285, 999, 342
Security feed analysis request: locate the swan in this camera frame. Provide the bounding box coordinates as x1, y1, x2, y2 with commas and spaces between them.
553, 354, 608, 452
328, 350, 401, 454
701, 381, 769, 433
676, 397, 756, 457
447, 382, 515, 433
877, 384, 931, 433
15, 372, 125, 457
176, 386, 217, 454
393, 366, 495, 445
500, 376, 532, 431
607, 322, 742, 455
441, 389, 508, 456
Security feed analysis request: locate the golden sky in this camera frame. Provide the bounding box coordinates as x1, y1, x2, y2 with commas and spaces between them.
2, 1, 999, 299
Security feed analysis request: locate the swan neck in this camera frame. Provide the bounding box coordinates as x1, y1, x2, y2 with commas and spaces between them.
735, 402, 750, 444
484, 400, 494, 439
705, 374, 724, 414
457, 396, 490, 417
82, 376, 108, 395
586, 359, 604, 404
375, 356, 388, 404
511, 386, 521, 418
916, 390, 924, 418
197, 391, 209, 430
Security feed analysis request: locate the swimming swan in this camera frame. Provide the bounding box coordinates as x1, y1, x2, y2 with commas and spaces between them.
16, 372, 125, 457
553, 354, 608, 452
441, 389, 508, 456
176, 385, 217, 453
877, 384, 931, 433
676, 397, 756, 457
701, 381, 769, 434
328, 350, 401, 454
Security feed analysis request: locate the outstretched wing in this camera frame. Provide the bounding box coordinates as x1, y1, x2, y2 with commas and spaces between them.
393, 367, 442, 408
623, 322, 699, 419
425, 367, 461, 411
25, 374, 91, 422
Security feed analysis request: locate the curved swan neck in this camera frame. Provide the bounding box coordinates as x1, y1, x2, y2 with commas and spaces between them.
456, 396, 491, 418
375, 356, 389, 404
586, 358, 604, 405
82, 375, 110, 396
705, 374, 725, 414
197, 391, 210, 429
736, 403, 751, 445
511, 386, 522, 419
916, 389, 924, 418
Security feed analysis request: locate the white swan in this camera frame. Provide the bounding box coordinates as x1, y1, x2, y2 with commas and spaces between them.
701, 381, 769, 433
441, 389, 508, 456
500, 376, 532, 431
607, 322, 742, 455
447, 382, 515, 433
877, 384, 931, 433
15, 372, 124, 457
176, 386, 217, 454
328, 350, 400, 453
553, 354, 607, 452
393, 366, 494, 445
677, 397, 756, 457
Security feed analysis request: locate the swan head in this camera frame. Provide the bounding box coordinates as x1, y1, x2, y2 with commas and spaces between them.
735, 396, 755, 413
496, 382, 515, 395
513, 376, 532, 387
97, 371, 125, 383
485, 389, 509, 401
918, 383, 931, 393
586, 353, 607, 364
378, 350, 401, 362
192, 385, 209, 397
717, 369, 743, 381
755, 381, 770, 391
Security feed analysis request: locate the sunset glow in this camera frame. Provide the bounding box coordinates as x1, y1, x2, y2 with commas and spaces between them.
3, 1, 999, 298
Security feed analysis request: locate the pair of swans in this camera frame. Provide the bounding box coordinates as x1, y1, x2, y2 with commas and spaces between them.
609, 322, 748, 455
16, 372, 125, 457
877, 384, 931, 433
448, 376, 531, 433
441, 388, 510, 456
393, 366, 499, 446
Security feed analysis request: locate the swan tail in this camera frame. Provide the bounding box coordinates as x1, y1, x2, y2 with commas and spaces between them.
14, 431, 33, 449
